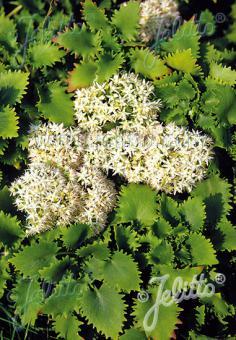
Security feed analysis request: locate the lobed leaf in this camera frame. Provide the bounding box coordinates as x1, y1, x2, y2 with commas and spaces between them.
82, 0, 109, 31
133, 289, 182, 339
165, 49, 201, 74
54, 26, 102, 59
37, 81, 74, 126
102, 251, 141, 292
43, 275, 82, 317
114, 184, 158, 226
130, 48, 170, 80
11, 240, 58, 277
53, 314, 82, 340
0, 106, 19, 139
29, 43, 65, 68
79, 283, 126, 339
209, 63, 236, 86
187, 233, 218, 266
0, 71, 29, 107
112, 1, 140, 41
67, 61, 97, 91
162, 20, 200, 57
11, 278, 44, 326
179, 197, 206, 232
0, 211, 22, 248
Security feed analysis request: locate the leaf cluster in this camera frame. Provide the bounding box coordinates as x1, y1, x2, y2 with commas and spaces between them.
0, 1, 235, 339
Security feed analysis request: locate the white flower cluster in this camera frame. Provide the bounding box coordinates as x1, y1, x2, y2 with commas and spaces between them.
139, 0, 179, 42
11, 72, 213, 234
10, 123, 116, 235
75, 72, 213, 194
74, 72, 162, 132
85, 123, 213, 194
28, 123, 85, 170
11, 163, 83, 234
78, 165, 117, 228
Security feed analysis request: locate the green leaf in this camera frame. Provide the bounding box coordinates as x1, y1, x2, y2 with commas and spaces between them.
1, 145, 27, 168
16, 134, 29, 150
209, 63, 236, 86
203, 43, 224, 64
154, 83, 180, 109
96, 52, 124, 83
43, 276, 81, 317
165, 49, 201, 74
83, 256, 104, 279
79, 284, 125, 339
40, 228, 61, 243
140, 229, 161, 249
0, 139, 8, 156
0, 106, 19, 138
0, 211, 22, 248
198, 122, 230, 149
199, 10, 216, 36
99, 0, 111, 9
29, 43, 65, 68
160, 194, 180, 226
67, 61, 97, 92
0, 106, 19, 139
37, 81, 74, 126
201, 293, 231, 318
156, 75, 197, 112
229, 132, 236, 161
188, 331, 214, 340
82, 0, 109, 31
179, 197, 206, 231
192, 175, 232, 224
77, 243, 110, 260
112, 1, 140, 41
230, 132, 236, 161
114, 225, 140, 252
103, 251, 141, 292
0, 257, 10, 299
195, 305, 205, 328
155, 265, 204, 291
154, 71, 181, 86
129, 48, 170, 80
159, 106, 189, 126
11, 278, 44, 326
152, 217, 172, 238
120, 328, 146, 340
101, 29, 121, 52
0, 71, 29, 106
39, 257, 71, 283
11, 240, 58, 277
133, 290, 182, 339
0, 12, 17, 52
0, 184, 14, 214
149, 240, 174, 265
17, 0, 44, 12
54, 26, 102, 59
53, 314, 82, 340
213, 218, 236, 251
155, 75, 197, 125
177, 77, 196, 100
227, 22, 236, 43
61, 223, 91, 249
162, 20, 200, 57
114, 184, 158, 226
0, 63, 6, 72
201, 83, 236, 125
187, 233, 218, 266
